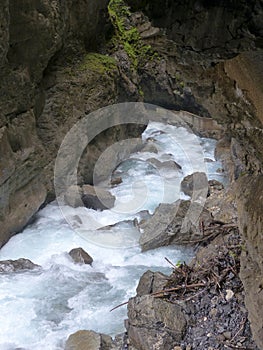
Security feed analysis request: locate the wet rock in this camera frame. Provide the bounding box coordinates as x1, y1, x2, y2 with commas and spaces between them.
69, 248, 93, 266
127, 295, 186, 350
0, 258, 40, 273
136, 270, 169, 296
98, 219, 137, 231
110, 177, 123, 187
65, 330, 117, 350
139, 200, 212, 251
82, 185, 115, 211
140, 142, 159, 154
180, 172, 208, 198
148, 158, 182, 172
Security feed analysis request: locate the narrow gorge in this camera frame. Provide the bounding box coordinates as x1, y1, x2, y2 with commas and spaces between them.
0, 0, 262, 349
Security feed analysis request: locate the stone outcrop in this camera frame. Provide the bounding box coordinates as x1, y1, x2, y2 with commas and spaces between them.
68, 248, 93, 265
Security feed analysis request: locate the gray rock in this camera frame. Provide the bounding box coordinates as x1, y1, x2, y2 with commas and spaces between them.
82, 185, 115, 211
63, 185, 83, 208
0, 258, 40, 273
180, 172, 208, 198
139, 200, 213, 251
147, 158, 182, 172
110, 177, 123, 186
136, 270, 169, 296
140, 142, 159, 154
127, 295, 186, 350
65, 330, 117, 350
69, 248, 93, 265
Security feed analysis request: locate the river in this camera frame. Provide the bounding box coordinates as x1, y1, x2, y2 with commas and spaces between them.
0, 121, 225, 350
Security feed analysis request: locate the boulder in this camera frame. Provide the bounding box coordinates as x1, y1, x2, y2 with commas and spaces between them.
82, 185, 115, 211
63, 185, 83, 208
0, 258, 40, 273
139, 200, 213, 251
127, 295, 186, 350
110, 177, 123, 187
180, 172, 208, 198
65, 330, 116, 350
136, 270, 169, 296
140, 142, 159, 154
69, 248, 93, 266
147, 158, 182, 172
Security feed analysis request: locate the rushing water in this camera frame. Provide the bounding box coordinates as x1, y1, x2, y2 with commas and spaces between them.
0, 121, 226, 350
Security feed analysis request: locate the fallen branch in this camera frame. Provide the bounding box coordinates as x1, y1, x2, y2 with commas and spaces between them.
110, 301, 129, 312
165, 256, 176, 268
151, 282, 207, 297
230, 317, 246, 343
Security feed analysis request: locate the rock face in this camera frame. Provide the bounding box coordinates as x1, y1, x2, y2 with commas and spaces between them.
0, 0, 111, 247
236, 175, 263, 349
0, 1, 262, 347
69, 248, 93, 265
0, 258, 40, 272
127, 295, 187, 350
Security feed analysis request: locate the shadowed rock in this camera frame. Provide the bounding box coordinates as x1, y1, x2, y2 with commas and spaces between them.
82, 185, 115, 211
69, 248, 93, 265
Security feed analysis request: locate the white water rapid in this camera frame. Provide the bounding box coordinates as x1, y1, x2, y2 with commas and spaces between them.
0, 121, 226, 350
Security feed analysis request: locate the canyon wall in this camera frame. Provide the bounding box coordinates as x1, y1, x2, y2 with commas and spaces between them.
0, 0, 110, 246
0, 0, 262, 347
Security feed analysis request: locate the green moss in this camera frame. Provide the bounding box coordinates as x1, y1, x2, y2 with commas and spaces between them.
79, 53, 117, 74
108, 0, 158, 68
138, 87, 144, 97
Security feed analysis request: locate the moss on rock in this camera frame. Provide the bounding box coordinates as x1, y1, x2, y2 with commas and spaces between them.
108, 0, 158, 69
78, 52, 117, 74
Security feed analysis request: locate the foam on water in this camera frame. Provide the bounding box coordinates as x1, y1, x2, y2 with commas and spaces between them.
0, 121, 226, 350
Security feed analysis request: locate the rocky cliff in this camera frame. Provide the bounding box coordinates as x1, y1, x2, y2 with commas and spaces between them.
0, 0, 263, 348
0, 0, 113, 246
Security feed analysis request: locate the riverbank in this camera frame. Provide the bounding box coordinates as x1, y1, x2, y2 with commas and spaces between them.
65, 229, 259, 350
